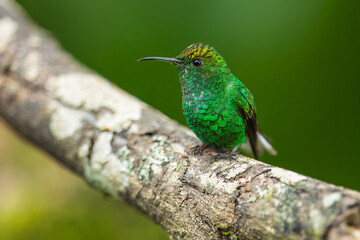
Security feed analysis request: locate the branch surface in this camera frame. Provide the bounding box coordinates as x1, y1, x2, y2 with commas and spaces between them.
0, 1, 360, 239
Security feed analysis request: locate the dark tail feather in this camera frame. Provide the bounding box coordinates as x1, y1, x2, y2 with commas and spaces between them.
245, 118, 258, 159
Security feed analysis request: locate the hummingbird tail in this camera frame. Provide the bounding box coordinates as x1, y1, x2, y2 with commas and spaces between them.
240, 131, 277, 158
257, 131, 277, 156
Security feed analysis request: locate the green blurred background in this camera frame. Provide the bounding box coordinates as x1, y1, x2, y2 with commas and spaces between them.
0, 0, 359, 239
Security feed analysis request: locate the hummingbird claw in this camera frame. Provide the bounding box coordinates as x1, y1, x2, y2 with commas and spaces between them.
190, 143, 208, 155
215, 151, 242, 160
191, 145, 201, 155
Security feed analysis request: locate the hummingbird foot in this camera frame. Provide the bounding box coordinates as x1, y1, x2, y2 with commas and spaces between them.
215, 151, 242, 160
191, 143, 208, 155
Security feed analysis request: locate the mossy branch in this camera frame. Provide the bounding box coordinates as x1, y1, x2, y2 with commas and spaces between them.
0, 1, 360, 239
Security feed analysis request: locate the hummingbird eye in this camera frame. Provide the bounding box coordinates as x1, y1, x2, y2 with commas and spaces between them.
191, 59, 204, 67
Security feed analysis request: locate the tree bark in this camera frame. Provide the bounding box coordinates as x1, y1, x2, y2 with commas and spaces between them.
1, 0, 360, 239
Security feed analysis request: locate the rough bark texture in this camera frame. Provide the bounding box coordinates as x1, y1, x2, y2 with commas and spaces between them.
1, 0, 360, 239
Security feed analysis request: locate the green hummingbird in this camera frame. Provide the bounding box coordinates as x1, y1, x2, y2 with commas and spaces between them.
138, 43, 277, 159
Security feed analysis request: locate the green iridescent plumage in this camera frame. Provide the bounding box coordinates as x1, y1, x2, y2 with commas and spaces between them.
139, 43, 277, 159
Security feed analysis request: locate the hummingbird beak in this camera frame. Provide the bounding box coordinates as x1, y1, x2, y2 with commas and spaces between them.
137, 57, 182, 63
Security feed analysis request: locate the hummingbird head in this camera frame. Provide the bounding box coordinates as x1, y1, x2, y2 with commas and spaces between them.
174, 43, 229, 74
138, 43, 231, 89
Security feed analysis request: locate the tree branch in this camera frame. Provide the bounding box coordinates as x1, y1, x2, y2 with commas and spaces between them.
1, 0, 360, 239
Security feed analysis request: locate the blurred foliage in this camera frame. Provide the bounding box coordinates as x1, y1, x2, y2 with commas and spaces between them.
1, 0, 359, 239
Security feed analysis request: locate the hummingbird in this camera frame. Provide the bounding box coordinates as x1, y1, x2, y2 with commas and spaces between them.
138, 43, 277, 159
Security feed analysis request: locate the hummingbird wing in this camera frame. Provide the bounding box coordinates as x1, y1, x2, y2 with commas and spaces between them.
241, 87, 277, 157
227, 85, 259, 159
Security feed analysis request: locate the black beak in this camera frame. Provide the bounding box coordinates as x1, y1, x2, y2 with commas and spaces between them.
137, 57, 182, 63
